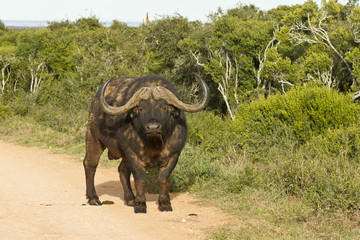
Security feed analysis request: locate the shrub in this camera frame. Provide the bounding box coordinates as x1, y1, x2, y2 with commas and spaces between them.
226, 165, 262, 193
235, 84, 359, 151
170, 144, 223, 192
4, 92, 37, 116
228, 85, 360, 211
187, 111, 238, 152
0, 103, 10, 119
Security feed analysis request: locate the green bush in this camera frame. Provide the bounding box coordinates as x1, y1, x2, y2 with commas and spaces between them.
231, 85, 360, 211
4, 92, 37, 116
226, 165, 262, 193
218, 85, 360, 212
302, 125, 360, 210
170, 144, 223, 192
235, 84, 359, 149
187, 111, 238, 153
0, 103, 10, 119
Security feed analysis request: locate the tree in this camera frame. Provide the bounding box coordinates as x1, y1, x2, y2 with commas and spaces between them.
0, 42, 17, 93
0, 55, 14, 93
256, 29, 278, 89
15, 29, 49, 93
144, 14, 194, 78
303, 47, 335, 88
0, 20, 5, 31
196, 5, 276, 119
204, 46, 239, 120
348, 5, 360, 96
261, 47, 299, 94
345, 47, 360, 99
280, 1, 358, 91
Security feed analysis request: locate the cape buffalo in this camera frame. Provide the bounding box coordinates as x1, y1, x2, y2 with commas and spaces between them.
83, 74, 210, 213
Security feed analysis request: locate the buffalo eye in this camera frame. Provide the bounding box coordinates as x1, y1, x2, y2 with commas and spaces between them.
167, 106, 174, 112
162, 105, 173, 112
169, 106, 180, 117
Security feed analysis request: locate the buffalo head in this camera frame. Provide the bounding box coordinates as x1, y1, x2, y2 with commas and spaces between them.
98, 74, 210, 147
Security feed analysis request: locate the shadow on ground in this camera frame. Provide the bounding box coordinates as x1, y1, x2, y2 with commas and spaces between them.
96, 180, 180, 204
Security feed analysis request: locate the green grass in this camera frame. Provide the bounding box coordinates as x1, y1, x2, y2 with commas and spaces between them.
198, 187, 360, 239
0, 116, 118, 168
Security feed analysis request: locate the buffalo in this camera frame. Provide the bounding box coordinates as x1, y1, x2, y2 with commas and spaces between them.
83, 74, 209, 213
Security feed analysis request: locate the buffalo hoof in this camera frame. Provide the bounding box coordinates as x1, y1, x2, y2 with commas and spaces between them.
159, 204, 173, 212
88, 199, 102, 206
125, 200, 134, 207
124, 193, 135, 206
134, 204, 147, 213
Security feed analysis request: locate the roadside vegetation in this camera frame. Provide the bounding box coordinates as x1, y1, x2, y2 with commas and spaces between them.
2, 0, 360, 238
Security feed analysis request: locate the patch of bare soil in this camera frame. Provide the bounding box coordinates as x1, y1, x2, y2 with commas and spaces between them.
0, 141, 232, 240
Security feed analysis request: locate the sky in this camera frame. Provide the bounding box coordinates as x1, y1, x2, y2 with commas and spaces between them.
0, 0, 350, 23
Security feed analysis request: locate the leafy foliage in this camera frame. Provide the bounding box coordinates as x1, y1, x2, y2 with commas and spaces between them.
236, 84, 358, 143
0, 103, 9, 118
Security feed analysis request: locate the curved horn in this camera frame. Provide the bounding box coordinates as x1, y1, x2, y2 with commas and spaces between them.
153, 73, 210, 113
99, 77, 152, 115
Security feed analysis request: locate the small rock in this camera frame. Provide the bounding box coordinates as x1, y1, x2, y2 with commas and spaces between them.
102, 200, 115, 205
40, 203, 52, 206
181, 218, 187, 223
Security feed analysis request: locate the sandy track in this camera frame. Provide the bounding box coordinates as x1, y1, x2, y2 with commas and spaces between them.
0, 141, 230, 240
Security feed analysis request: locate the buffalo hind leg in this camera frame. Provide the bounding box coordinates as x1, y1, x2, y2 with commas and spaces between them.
118, 159, 135, 206
83, 134, 104, 205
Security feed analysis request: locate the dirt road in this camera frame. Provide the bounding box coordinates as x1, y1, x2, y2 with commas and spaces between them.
0, 141, 231, 240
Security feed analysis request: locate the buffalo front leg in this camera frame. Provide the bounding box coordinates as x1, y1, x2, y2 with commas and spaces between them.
84, 156, 102, 205
118, 159, 135, 206
133, 170, 147, 213
158, 155, 179, 212
83, 133, 104, 205
127, 159, 147, 213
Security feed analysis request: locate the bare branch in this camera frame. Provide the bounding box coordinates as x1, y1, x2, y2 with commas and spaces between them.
279, 78, 294, 94
352, 26, 360, 43
353, 90, 360, 100
257, 28, 278, 88
233, 56, 239, 104
218, 83, 235, 121
29, 57, 46, 93
307, 64, 335, 88
191, 51, 205, 67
